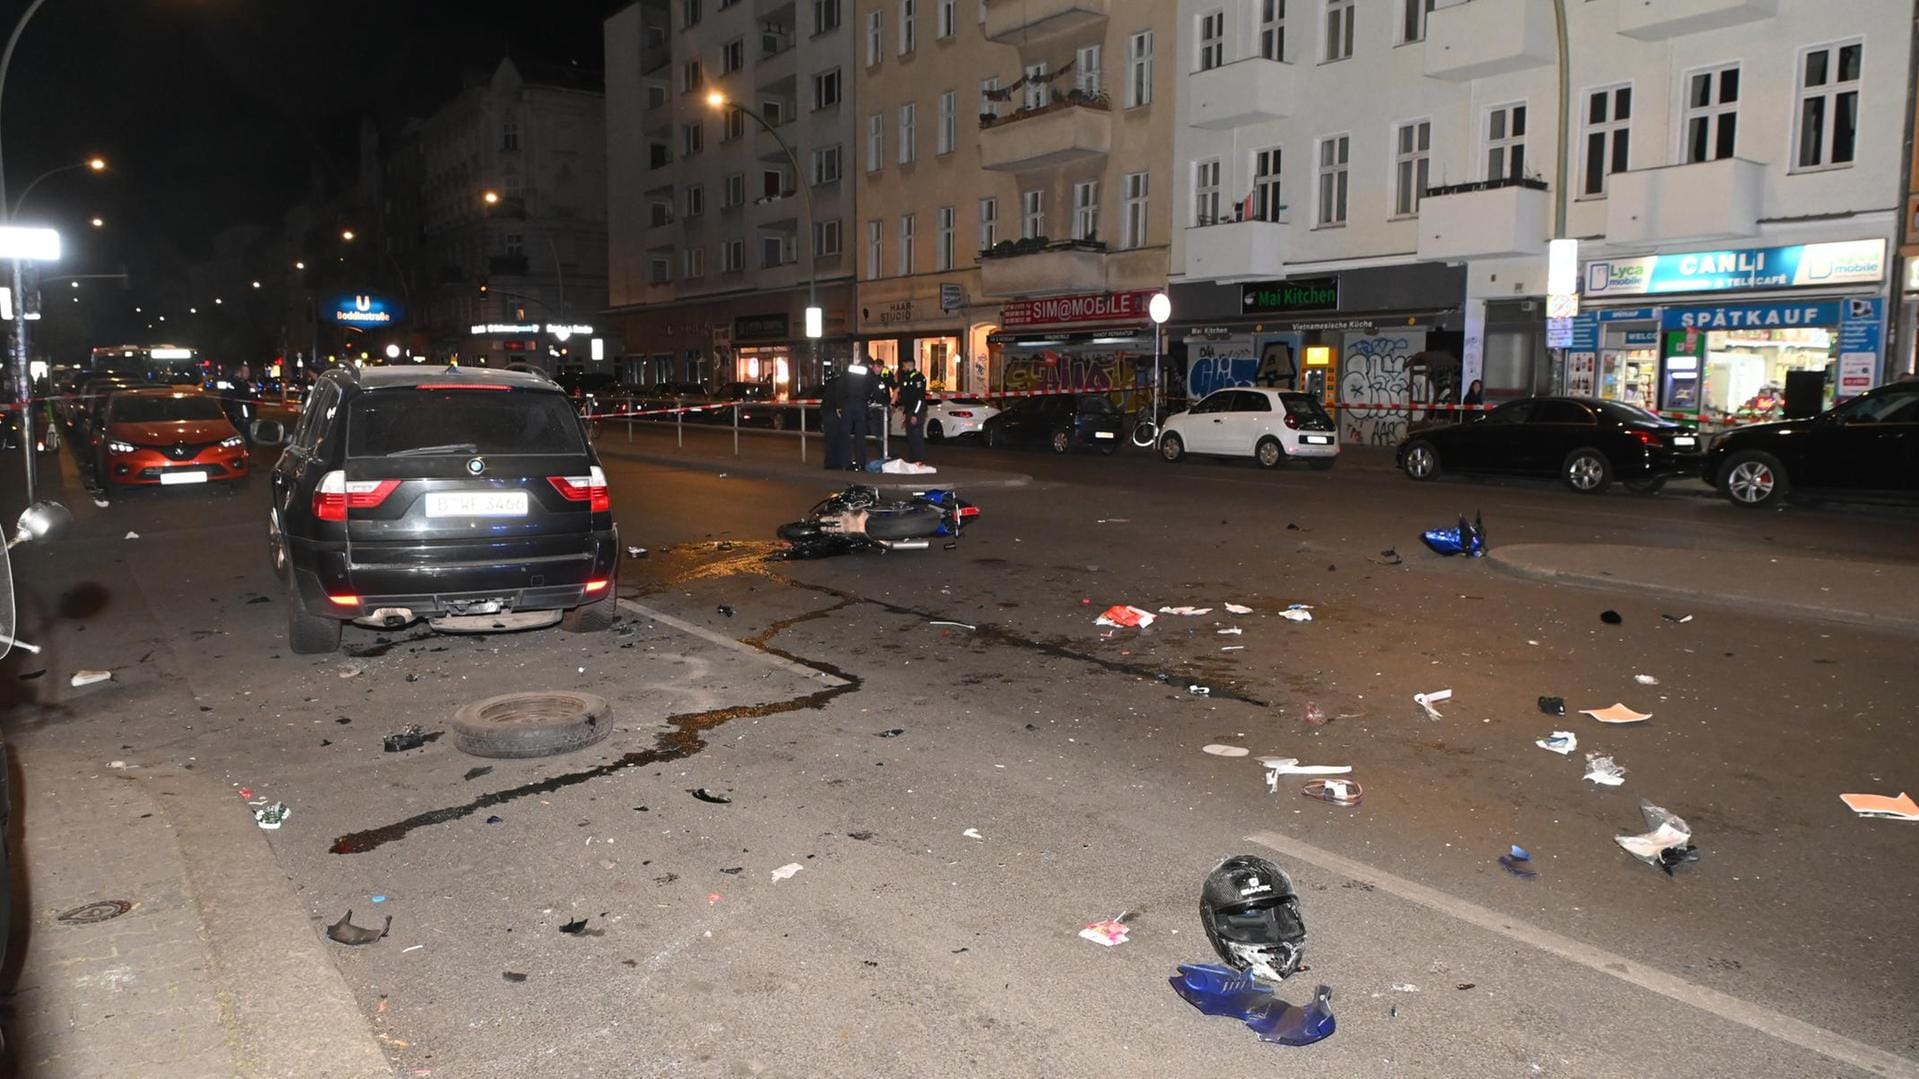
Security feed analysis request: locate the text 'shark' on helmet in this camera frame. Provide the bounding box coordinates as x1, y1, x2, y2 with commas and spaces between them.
1200, 854, 1307, 984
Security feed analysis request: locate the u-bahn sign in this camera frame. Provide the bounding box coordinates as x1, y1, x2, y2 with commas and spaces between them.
324, 292, 404, 326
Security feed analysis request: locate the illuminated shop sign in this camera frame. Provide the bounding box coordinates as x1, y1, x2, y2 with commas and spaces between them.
325, 293, 404, 326
1584, 240, 1885, 297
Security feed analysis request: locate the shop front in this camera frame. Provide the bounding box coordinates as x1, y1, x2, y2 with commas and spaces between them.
1168, 264, 1466, 446
853, 283, 983, 393
604, 283, 855, 393
1577, 239, 1890, 423
988, 289, 1164, 411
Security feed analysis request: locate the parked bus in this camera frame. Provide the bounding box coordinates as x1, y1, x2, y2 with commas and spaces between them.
89, 345, 206, 386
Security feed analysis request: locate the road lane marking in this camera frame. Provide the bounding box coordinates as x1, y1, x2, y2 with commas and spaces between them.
617, 598, 848, 686
1244, 829, 1918, 1078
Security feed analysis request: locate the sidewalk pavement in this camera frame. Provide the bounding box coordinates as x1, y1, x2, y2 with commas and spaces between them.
1489, 542, 1919, 636
594, 422, 1033, 489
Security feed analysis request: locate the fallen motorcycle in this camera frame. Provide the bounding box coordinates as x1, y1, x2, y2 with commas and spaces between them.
775, 485, 977, 558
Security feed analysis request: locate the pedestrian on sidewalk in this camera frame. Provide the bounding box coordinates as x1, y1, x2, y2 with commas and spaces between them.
820, 367, 846, 470
1462, 378, 1484, 409
839, 353, 876, 471
896, 355, 928, 463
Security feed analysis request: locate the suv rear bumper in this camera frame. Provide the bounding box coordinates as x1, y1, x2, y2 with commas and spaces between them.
288, 529, 618, 619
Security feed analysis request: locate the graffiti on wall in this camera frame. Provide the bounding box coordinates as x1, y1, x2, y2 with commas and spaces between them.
1002, 349, 1144, 408
1339, 330, 1424, 445
1186, 336, 1303, 399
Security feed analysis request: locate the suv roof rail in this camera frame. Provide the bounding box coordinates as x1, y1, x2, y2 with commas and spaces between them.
501, 361, 556, 382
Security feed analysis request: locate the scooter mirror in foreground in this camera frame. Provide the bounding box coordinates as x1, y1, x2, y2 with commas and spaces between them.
251, 419, 286, 445
10, 501, 72, 549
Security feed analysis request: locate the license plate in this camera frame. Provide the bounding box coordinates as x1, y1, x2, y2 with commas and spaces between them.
159, 470, 207, 486
1672, 436, 1697, 448
1093, 431, 1116, 439
1302, 435, 1332, 445
425, 491, 528, 518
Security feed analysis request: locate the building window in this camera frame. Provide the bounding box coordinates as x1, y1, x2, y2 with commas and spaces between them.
813, 0, 841, 35
1399, 0, 1434, 44
898, 102, 917, 164
1072, 181, 1099, 241
722, 37, 744, 73
866, 219, 883, 278
761, 234, 790, 269
937, 91, 956, 154
814, 218, 843, 258
899, 0, 916, 54
1194, 159, 1221, 225
1393, 120, 1430, 216
1121, 171, 1149, 248
866, 113, 884, 171
502, 116, 520, 151
722, 108, 745, 141
724, 173, 746, 208
1076, 45, 1102, 96
936, 206, 955, 270
1485, 102, 1526, 181
898, 213, 916, 274
1197, 10, 1225, 71
683, 247, 705, 278
1022, 62, 1050, 110
684, 184, 705, 218
979, 196, 999, 249
1253, 148, 1282, 222
649, 255, 672, 285
938, 0, 956, 39
980, 77, 1002, 120
1126, 31, 1154, 107
865, 10, 882, 65
721, 239, 744, 272
1795, 41, 1861, 171
1316, 134, 1348, 226
683, 0, 701, 27
505, 232, 525, 256
650, 200, 673, 228
812, 144, 842, 185
761, 165, 789, 199
1324, 0, 1354, 62
682, 122, 704, 157
1260, 0, 1286, 61
1683, 64, 1738, 163
681, 59, 704, 93
813, 68, 842, 109
1580, 85, 1631, 197
1021, 189, 1044, 239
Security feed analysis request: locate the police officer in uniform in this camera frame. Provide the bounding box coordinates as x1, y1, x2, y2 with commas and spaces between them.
839, 352, 875, 471
819, 365, 846, 470
896, 355, 929, 463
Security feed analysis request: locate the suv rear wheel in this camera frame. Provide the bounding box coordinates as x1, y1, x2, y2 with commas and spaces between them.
561, 589, 619, 632
284, 578, 343, 654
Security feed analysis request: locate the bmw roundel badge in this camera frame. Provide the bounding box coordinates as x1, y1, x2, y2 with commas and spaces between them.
465, 457, 486, 476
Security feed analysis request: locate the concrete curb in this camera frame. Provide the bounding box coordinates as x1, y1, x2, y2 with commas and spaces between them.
596, 443, 1035, 490
1487, 545, 1919, 637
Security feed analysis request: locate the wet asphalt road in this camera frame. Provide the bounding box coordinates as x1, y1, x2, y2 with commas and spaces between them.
5, 439, 1918, 1077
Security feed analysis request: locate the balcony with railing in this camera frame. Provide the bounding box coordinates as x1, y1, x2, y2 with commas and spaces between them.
1414, 177, 1551, 261
1187, 58, 1294, 131
1425, 0, 1555, 81
1605, 158, 1765, 244
978, 94, 1112, 172
977, 237, 1108, 297
1616, 0, 1776, 40
982, 0, 1108, 46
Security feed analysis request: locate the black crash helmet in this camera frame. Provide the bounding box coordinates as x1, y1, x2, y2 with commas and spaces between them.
1200, 854, 1306, 984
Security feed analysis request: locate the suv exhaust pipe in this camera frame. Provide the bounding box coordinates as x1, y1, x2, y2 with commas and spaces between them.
356, 607, 416, 629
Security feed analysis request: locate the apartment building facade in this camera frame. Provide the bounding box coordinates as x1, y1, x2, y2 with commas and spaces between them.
1170, 0, 1911, 444
854, 0, 1175, 394
605, 0, 857, 389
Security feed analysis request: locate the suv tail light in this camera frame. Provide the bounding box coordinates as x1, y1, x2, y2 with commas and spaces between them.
548, 465, 611, 512
312, 471, 402, 521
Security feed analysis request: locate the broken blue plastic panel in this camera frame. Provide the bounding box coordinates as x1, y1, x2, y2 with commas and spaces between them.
1169, 964, 1337, 1047
1420, 514, 1486, 557
1499, 845, 1537, 878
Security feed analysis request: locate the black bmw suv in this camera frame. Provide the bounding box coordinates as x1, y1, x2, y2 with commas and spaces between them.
264, 364, 619, 654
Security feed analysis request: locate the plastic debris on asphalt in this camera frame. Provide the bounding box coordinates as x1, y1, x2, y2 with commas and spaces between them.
1188, 684, 1211, 697
253, 802, 291, 830
1168, 965, 1337, 1047
1277, 605, 1314, 622
1217, 626, 1243, 635
1420, 513, 1485, 557
124, 531, 139, 540
1498, 845, 1537, 878
1300, 704, 1329, 726
1535, 731, 1577, 755
69, 670, 111, 688
1537, 696, 1567, 716
1661, 613, 1693, 623
1373, 549, 1404, 567
383, 725, 435, 753
962, 828, 984, 839
1095, 605, 1156, 629
876, 728, 906, 738
1159, 606, 1213, 616
1080, 916, 1131, 947
326, 910, 391, 945
626, 546, 648, 559
1204, 744, 1251, 757
1584, 754, 1627, 787
690, 788, 732, 804
770, 862, 805, 882
1615, 801, 1698, 875
1301, 778, 1363, 806
1838, 792, 1919, 821
463, 766, 494, 781
1261, 759, 1354, 795
1633, 674, 1660, 686
1224, 603, 1254, 615
928, 620, 976, 630
1413, 688, 1452, 720
338, 663, 364, 679
1581, 703, 1652, 724
1391, 983, 1420, 993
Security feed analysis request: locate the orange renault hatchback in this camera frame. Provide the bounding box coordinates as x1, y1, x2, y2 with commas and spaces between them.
94, 388, 249, 492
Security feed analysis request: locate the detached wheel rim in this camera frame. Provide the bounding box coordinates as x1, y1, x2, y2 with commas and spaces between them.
1568, 454, 1605, 491
1406, 446, 1434, 479
1257, 441, 1281, 467
1728, 460, 1774, 503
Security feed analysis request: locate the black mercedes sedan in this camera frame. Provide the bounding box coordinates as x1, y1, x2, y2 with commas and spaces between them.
1703, 379, 1919, 508
1397, 397, 1699, 494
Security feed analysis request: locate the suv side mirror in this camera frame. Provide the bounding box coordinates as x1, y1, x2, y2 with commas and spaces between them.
252, 419, 286, 446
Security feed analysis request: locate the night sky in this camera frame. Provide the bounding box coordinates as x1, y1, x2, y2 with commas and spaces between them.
3, 0, 618, 349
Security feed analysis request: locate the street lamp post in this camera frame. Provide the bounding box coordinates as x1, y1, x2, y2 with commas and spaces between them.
1148, 293, 1171, 441
705, 92, 822, 385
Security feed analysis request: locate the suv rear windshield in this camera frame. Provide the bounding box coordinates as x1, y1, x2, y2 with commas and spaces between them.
348, 388, 586, 457
110, 395, 226, 423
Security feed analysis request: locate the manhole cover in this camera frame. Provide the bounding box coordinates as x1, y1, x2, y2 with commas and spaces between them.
451, 691, 613, 759
57, 900, 135, 925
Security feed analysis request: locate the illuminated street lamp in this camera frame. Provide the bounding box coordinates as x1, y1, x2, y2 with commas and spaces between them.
251, 280, 261, 289
705, 91, 821, 380
341, 228, 356, 242
294, 260, 306, 270
481, 190, 500, 206
89, 216, 103, 228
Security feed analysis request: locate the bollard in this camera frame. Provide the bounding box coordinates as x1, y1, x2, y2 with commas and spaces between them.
626, 397, 634, 442
799, 402, 807, 463
879, 405, 888, 460
677, 405, 683, 448
732, 401, 740, 456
